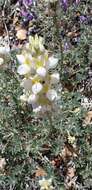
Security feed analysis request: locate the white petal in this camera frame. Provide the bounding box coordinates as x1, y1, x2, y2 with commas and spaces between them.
17, 64, 30, 75
46, 89, 57, 101
50, 73, 60, 84
20, 94, 27, 102
21, 78, 32, 91
39, 178, 45, 185
27, 54, 32, 61
39, 44, 44, 52
26, 43, 29, 49
0, 58, 4, 65
48, 178, 52, 183
16, 54, 26, 64
36, 67, 47, 77
28, 94, 38, 104
47, 56, 58, 69
0, 46, 10, 54
32, 82, 43, 94
33, 105, 42, 113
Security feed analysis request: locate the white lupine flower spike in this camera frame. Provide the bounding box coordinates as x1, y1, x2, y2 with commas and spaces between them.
17, 35, 60, 113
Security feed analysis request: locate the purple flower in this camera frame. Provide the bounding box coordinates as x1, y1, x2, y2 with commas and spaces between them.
61, 0, 68, 11
19, 0, 32, 6
20, 5, 37, 22
21, 9, 28, 17
80, 16, 87, 23
24, 12, 33, 20
75, 0, 80, 4
21, 9, 36, 21
23, 0, 32, 6
18, 0, 37, 22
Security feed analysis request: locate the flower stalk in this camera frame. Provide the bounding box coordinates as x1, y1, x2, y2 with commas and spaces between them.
49, 1, 63, 80
17, 35, 60, 114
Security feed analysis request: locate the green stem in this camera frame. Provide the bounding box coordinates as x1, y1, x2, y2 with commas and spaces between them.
47, 112, 53, 130
46, 112, 57, 138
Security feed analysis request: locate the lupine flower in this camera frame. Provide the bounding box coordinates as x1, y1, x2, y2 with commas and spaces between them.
24, 0, 32, 6
21, 9, 34, 20
39, 178, 53, 190
20, 9, 37, 22
18, 0, 36, 22
19, 0, 32, 6
80, 16, 87, 23
17, 35, 59, 113
75, 0, 80, 4
44, 0, 57, 3
61, 0, 80, 11
61, 0, 68, 11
